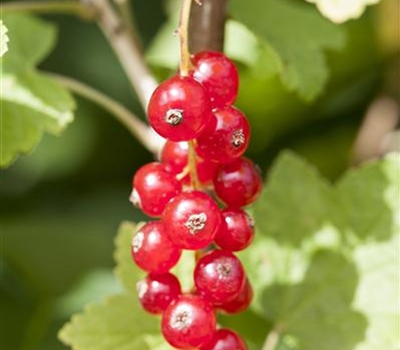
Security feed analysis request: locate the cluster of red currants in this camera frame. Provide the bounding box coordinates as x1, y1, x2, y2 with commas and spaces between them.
130, 51, 262, 349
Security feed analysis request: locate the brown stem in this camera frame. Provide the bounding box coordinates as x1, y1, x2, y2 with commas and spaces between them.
82, 0, 158, 109
188, 0, 228, 53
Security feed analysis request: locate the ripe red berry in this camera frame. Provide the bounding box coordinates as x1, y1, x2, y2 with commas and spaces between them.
147, 76, 211, 141
160, 141, 218, 185
162, 294, 216, 349
219, 279, 253, 314
194, 250, 245, 305
196, 106, 250, 163
131, 162, 182, 217
195, 157, 219, 185
200, 329, 248, 350
163, 191, 221, 250
215, 208, 255, 251
131, 221, 181, 273
191, 51, 239, 108
214, 157, 262, 207
161, 140, 189, 175
136, 273, 181, 314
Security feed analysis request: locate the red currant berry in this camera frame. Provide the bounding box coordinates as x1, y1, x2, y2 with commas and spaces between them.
136, 273, 181, 314
191, 51, 239, 108
200, 329, 248, 350
131, 162, 182, 217
160, 141, 218, 185
163, 191, 221, 250
196, 106, 250, 163
147, 76, 211, 141
215, 208, 255, 251
161, 140, 189, 175
131, 221, 181, 273
162, 294, 216, 349
214, 157, 262, 207
194, 250, 245, 304
219, 279, 253, 314
196, 157, 219, 185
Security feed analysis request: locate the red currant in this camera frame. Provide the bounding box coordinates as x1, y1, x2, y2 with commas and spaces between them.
196, 106, 250, 163
195, 157, 219, 185
214, 157, 262, 207
163, 191, 221, 250
162, 294, 216, 349
147, 76, 211, 141
161, 140, 189, 175
219, 279, 253, 314
194, 250, 245, 304
131, 221, 181, 273
191, 51, 239, 108
200, 329, 248, 350
136, 273, 181, 314
131, 162, 182, 217
215, 208, 255, 251
160, 141, 218, 185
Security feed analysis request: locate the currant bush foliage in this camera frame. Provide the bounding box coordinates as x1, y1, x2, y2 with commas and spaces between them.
0, 14, 75, 167
59, 152, 399, 350
147, 0, 345, 101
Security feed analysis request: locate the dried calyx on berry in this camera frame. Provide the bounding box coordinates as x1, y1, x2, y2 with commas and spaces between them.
129, 49, 260, 350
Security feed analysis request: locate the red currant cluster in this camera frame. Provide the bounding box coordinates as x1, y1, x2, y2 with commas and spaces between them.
130, 51, 262, 349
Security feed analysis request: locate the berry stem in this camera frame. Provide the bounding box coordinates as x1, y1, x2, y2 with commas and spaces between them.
50, 73, 164, 154
262, 325, 283, 350
84, 0, 158, 109
178, 0, 197, 76
188, 140, 201, 189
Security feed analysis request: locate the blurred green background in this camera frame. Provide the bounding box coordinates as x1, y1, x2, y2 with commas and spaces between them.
0, 0, 398, 349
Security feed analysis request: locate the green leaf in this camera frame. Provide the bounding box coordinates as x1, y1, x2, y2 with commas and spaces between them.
0, 14, 75, 168
1, 71, 75, 167
306, 0, 381, 24
1, 14, 56, 72
0, 20, 9, 57
230, 0, 346, 100
334, 153, 400, 243
352, 233, 399, 350
253, 151, 332, 246
59, 294, 172, 350
236, 152, 399, 350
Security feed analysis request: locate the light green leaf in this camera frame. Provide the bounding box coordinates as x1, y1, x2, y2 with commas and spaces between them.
352, 233, 400, 350
334, 153, 400, 243
236, 152, 399, 350
253, 151, 333, 246
59, 294, 172, 350
306, 0, 381, 23
1, 14, 56, 72
1, 71, 75, 167
0, 20, 9, 57
230, 0, 346, 100
0, 14, 75, 168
